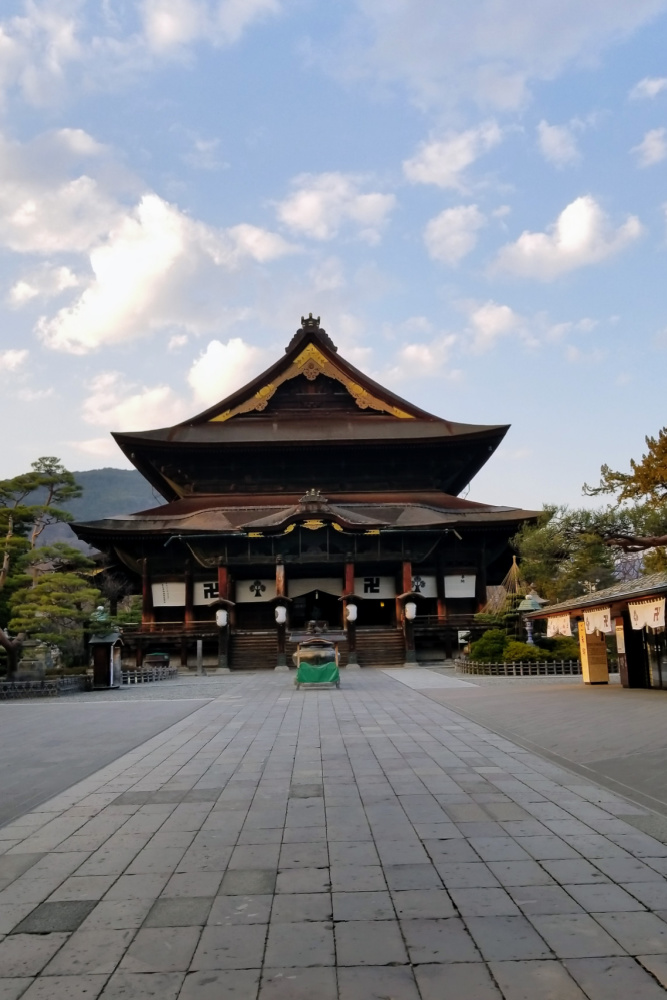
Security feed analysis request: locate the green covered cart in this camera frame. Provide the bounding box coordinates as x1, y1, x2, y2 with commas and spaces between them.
292, 635, 342, 689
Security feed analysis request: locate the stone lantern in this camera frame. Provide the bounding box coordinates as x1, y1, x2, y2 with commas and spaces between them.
517, 594, 543, 645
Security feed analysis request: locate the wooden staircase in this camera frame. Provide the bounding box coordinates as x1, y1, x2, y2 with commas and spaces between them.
355, 627, 405, 668
229, 629, 403, 670
230, 631, 277, 670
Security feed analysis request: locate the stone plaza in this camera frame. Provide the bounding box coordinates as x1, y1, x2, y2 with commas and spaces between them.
2, 670, 667, 998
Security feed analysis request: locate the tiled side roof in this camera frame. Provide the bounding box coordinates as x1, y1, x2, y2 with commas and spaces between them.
531, 572, 667, 618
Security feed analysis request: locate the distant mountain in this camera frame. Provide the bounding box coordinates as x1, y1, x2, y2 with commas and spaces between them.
42, 468, 163, 549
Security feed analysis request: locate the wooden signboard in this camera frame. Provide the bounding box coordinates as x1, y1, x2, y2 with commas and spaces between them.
578, 620, 609, 685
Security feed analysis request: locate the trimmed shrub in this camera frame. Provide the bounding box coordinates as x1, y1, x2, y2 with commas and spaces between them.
469, 629, 507, 662
504, 640, 552, 661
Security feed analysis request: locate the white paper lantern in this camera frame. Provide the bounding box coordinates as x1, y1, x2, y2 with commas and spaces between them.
404, 601, 417, 621
346, 603, 358, 622
215, 609, 228, 628
275, 605, 287, 624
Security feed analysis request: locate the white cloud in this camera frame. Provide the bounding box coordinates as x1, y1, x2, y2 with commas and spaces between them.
183, 136, 226, 171
403, 122, 501, 190
228, 222, 296, 262
632, 127, 667, 167
0, 1, 283, 108
565, 344, 605, 364
383, 332, 459, 383
424, 205, 486, 265
493, 195, 642, 280
546, 316, 598, 341
338, 0, 667, 110
537, 120, 580, 167
466, 300, 523, 352
71, 437, 124, 461
140, 0, 208, 52
17, 386, 53, 402
37, 193, 295, 354
82, 371, 189, 431
140, 0, 281, 54
0, 130, 123, 254
276, 172, 395, 242
0, 348, 28, 371
0, 2, 83, 107
168, 333, 188, 351
630, 76, 667, 99
187, 337, 267, 406
8, 265, 79, 306
0, 128, 297, 353
309, 256, 346, 293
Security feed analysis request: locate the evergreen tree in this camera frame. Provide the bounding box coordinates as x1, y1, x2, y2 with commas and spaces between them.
513, 506, 616, 604
9, 545, 100, 666
582, 428, 667, 557
0, 458, 82, 597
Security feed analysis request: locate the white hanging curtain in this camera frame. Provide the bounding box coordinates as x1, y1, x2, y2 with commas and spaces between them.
628, 597, 666, 630
583, 607, 613, 634
547, 614, 572, 637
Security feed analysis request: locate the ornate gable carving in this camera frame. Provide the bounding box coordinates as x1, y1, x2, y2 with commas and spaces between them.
209, 344, 414, 422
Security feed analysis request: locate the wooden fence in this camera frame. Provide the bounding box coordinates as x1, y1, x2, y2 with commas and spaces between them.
121, 665, 179, 685
0, 675, 90, 699
457, 659, 581, 677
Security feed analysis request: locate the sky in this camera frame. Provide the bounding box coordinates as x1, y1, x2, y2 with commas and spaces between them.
1, 0, 667, 512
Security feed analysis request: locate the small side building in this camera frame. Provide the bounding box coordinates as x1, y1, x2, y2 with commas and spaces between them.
530, 572, 667, 688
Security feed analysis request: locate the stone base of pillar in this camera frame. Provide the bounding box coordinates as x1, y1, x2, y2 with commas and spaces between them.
403, 649, 418, 665
274, 664, 290, 673
402, 662, 422, 669
345, 662, 361, 670
208, 667, 231, 675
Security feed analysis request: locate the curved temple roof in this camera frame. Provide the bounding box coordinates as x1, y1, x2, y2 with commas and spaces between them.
110, 320, 510, 501
73, 490, 539, 544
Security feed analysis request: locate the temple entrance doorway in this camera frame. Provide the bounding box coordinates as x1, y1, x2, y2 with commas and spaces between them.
357, 599, 395, 627
291, 590, 341, 629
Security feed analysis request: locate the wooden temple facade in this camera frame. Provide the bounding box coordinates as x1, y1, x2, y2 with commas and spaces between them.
73, 316, 537, 669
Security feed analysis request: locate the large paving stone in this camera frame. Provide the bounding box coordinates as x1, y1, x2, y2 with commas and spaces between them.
13, 901, 97, 934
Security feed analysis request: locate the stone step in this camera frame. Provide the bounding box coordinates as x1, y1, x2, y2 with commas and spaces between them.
356, 628, 405, 667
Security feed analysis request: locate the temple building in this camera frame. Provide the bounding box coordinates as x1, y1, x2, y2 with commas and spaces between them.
73, 316, 537, 669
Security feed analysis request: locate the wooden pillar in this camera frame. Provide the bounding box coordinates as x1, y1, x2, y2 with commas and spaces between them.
275, 559, 288, 671
435, 567, 450, 657
400, 561, 415, 664
275, 559, 285, 598
141, 558, 154, 628
343, 563, 359, 667
344, 563, 354, 624
184, 561, 194, 628
216, 563, 236, 628
436, 567, 447, 622
217, 622, 230, 672
475, 560, 487, 613
615, 617, 628, 688
218, 564, 229, 602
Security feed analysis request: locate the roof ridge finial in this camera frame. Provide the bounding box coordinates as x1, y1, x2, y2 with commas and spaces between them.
286, 315, 338, 353
301, 312, 320, 329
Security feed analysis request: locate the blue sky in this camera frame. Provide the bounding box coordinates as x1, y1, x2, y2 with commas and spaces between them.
1, 0, 667, 511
